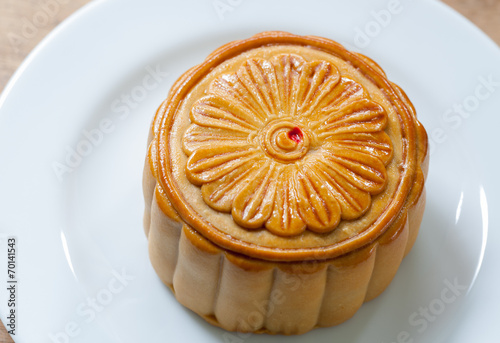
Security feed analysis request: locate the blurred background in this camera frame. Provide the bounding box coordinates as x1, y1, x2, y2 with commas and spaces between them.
0, 0, 499, 341
1, 0, 499, 94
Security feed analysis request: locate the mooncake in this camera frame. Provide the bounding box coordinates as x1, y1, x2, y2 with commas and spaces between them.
143, 31, 428, 335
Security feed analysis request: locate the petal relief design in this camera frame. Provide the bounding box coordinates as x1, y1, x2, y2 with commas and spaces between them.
191, 94, 264, 134
265, 167, 307, 236
325, 132, 393, 166
182, 125, 248, 155
309, 78, 366, 123
209, 73, 269, 123
317, 98, 387, 137
201, 159, 264, 212
322, 145, 388, 194
315, 162, 372, 220
186, 144, 261, 185
232, 162, 281, 229
269, 54, 305, 117
236, 59, 281, 117
182, 53, 394, 237
295, 60, 341, 118
295, 166, 341, 233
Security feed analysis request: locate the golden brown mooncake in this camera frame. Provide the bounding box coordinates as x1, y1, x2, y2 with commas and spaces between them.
143, 31, 429, 335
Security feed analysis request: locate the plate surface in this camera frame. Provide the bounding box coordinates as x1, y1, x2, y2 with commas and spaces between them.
0, 0, 499, 342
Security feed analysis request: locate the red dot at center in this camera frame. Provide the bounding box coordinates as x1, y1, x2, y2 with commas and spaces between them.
288, 127, 303, 143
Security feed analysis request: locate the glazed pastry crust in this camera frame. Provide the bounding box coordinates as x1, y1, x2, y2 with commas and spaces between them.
143, 31, 428, 335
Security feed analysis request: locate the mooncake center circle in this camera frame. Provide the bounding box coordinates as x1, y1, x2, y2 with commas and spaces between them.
261, 120, 310, 162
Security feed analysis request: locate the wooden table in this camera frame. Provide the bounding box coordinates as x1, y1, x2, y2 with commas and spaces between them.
0, 0, 498, 341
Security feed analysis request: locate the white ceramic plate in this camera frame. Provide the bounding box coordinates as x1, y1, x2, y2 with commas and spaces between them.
0, 0, 499, 342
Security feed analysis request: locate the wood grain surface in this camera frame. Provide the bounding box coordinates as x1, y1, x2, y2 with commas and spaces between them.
0, 0, 498, 341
